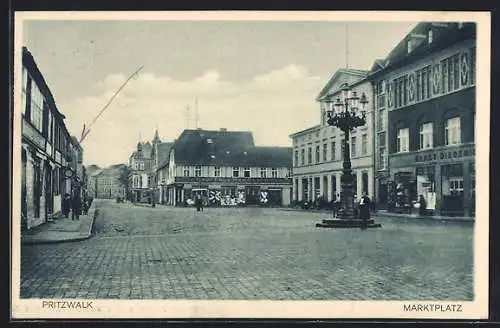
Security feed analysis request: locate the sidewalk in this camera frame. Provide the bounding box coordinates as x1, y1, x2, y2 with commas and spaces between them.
21, 204, 98, 245
280, 207, 474, 222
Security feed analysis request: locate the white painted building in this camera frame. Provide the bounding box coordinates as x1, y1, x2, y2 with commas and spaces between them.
290, 68, 375, 203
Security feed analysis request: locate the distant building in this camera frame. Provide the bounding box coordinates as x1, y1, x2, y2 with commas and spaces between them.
369, 22, 476, 216
85, 164, 102, 197
150, 130, 174, 204
290, 68, 375, 204
128, 140, 153, 202
94, 164, 127, 199
161, 128, 292, 207
20, 47, 82, 229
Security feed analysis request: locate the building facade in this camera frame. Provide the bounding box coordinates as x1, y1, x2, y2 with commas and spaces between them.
161, 129, 292, 207
369, 22, 476, 216
94, 164, 127, 199
128, 140, 153, 203
290, 69, 375, 204
20, 47, 82, 229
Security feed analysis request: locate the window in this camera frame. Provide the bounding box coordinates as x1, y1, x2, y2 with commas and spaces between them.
233, 167, 240, 178
260, 167, 267, 178
378, 147, 387, 169
419, 123, 433, 149
331, 141, 336, 161
300, 149, 305, 166
377, 109, 385, 131
214, 167, 220, 177
428, 29, 433, 44
183, 167, 190, 177
449, 177, 464, 194
271, 168, 278, 178
397, 128, 409, 153
307, 147, 312, 164
315, 145, 320, 163
195, 165, 201, 177
376, 80, 386, 109
362, 134, 368, 155
322, 143, 327, 162
407, 40, 412, 54
21, 68, 28, 116
294, 150, 299, 167
445, 117, 461, 145
351, 136, 357, 157
30, 82, 44, 131
244, 167, 250, 178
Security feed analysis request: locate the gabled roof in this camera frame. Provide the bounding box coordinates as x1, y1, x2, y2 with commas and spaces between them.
316, 68, 369, 101
172, 129, 290, 167
369, 22, 476, 78
22, 47, 65, 120
157, 142, 174, 170
97, 164, 127, 177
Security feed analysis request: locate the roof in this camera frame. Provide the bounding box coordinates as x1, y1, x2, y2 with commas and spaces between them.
22, 47, 65, 120
97, 164, 127, 177
172, 129, 290, 167
85, 164, 102, 176
130, 141, 153, 159
157, 142, 174, 169
316, 68, 369, 101
289, 124, 321, 138
369, 22, 476, 78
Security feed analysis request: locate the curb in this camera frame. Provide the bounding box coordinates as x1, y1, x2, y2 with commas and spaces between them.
21, 205, 99, 245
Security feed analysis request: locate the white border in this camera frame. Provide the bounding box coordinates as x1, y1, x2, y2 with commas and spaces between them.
11, 11, 491, 319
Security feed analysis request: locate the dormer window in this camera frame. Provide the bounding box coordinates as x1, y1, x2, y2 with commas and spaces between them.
428, 29, 433, 44
207, 138, 213, 144
407, 40, 412, 54
458, 22, 463, 29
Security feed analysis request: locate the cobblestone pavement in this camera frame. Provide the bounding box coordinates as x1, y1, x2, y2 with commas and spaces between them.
20, 199, 474, 300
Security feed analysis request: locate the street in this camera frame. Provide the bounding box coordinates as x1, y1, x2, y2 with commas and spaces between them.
20, 199, 474, 300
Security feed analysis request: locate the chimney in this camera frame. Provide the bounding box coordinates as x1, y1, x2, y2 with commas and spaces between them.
220, 128, 227, 132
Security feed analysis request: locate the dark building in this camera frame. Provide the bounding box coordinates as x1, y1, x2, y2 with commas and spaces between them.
162, 128, 293, 207
369, 22, 476, 216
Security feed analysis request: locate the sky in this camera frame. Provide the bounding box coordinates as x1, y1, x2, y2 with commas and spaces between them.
21, 18, 416, 167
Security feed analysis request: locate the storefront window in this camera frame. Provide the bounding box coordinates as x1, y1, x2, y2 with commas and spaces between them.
244, 167, 251, 178
271, 168, 278, 178
416, 166, 436, 211
232, 167, 240, 178
195, 165, 201, 177
441, 164, 464, 215
260, 167, 267, 178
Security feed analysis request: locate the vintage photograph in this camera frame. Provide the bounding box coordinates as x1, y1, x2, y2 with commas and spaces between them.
11, 11, 490, 319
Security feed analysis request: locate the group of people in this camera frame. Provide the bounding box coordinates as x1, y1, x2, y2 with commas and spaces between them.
61, 188, 92, 220
332, 192, 372, 229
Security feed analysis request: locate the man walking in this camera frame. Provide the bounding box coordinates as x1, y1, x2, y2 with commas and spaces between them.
359, 191, 371, 230
71, 188, 82, 220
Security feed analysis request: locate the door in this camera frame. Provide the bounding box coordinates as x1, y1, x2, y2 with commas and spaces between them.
245, 186, 260, 205
44, 163, 53, 216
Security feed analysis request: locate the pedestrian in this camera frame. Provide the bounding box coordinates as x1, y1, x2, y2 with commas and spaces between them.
359, 191, 371, 230
332, 194, 341, 218
62, 193, 71, 218
195, 194, 202, 212
71, 188, 82, 220
418, 194, 427, 217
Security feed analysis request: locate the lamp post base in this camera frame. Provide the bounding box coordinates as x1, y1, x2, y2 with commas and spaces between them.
316, 218, 382, 229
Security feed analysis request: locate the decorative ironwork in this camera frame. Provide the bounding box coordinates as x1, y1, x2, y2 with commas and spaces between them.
323, 82, 369, 221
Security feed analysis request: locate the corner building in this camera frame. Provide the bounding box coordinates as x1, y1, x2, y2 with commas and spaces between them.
369, 22, 476, 216
290, 69, 375, 204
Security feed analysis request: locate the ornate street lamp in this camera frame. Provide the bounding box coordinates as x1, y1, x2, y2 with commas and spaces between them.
316, 82, 381, 228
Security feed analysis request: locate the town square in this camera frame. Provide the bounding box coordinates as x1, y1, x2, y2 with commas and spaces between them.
15, 14, 481, 308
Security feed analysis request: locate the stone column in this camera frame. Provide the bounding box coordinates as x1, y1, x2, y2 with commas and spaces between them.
462, 161, 472, 216
309, 177, 314, 201
336, 172, 341, 197
319, 175, 324, 199
368, 168, 374, 199
434, 164, 442, 215
356, 170, 363, 199
298, 177, 303, 201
